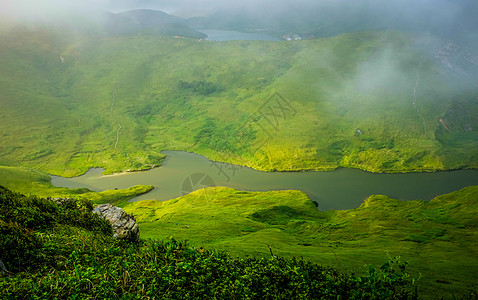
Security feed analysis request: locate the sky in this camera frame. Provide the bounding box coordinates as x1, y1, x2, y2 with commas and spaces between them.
1, 0, 474, 14
0, 0, 203, 15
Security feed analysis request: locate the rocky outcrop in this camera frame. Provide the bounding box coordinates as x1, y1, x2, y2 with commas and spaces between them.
0, 260, 7, 276
93, 204, 139, 241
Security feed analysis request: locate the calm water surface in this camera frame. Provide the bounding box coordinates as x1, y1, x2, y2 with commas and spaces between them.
199, 29, 279, 41
51, 151, 478, 210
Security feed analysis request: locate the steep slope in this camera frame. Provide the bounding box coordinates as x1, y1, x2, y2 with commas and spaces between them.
0, 26, 477, 176
119, 9, 185, 25
0, 186, 417, 299
118, 9, 207, 38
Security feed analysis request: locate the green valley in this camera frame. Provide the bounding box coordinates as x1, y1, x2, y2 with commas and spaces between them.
1, 28, 476, 176
1, 1, 478, 299
1, 181, 477, 298
0, 165, 476, 298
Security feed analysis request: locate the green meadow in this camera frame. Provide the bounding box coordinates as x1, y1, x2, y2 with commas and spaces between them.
0, 186, 420, 299
124, 186, 478, 299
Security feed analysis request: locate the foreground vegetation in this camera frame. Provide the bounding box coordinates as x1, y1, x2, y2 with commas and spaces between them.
125, 186, 478, 299
0, 186, 418, 299
0, 26, 477, 176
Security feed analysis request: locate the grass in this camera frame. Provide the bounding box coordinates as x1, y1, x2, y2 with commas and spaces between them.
124, 186, 478, 299
0, 28, 476, 176
1, 163, 476, 298
0, 186, 418, 299
1, 23, 477, 299
0, 165, 154, 206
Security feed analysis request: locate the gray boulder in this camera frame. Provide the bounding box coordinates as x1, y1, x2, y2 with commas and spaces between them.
93, 203, 139, 241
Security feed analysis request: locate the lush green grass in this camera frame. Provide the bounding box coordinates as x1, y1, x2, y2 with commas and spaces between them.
0, 165, 154, 206
0, 27, 476, 176
124, 186, 478, 299
1, 163, 475, 298
0, 186, 418, 299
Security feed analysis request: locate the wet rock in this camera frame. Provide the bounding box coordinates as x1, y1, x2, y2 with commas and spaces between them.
93, 203, 139, 241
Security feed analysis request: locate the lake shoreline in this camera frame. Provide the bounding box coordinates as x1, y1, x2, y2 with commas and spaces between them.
51, 149, 478, 179
50, 150, 478, 211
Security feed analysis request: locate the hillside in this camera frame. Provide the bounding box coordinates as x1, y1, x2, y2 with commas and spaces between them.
0, 26, 476, 176
118, 9, 207, 39
125, 186, 478, 298
119, 9, 185, 25
185, 0, 478, 46
1, 183, 477, 298
0, 186, 417, 299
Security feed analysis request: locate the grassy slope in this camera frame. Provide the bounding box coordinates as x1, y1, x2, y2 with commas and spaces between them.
0, 186, 417, 299
0, 28, 476, 176
0, 165, 154, 206
125, 186, 478, 298
1, 162, 475, 297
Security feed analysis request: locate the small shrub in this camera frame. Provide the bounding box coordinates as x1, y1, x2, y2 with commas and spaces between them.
0, 221, 43, 272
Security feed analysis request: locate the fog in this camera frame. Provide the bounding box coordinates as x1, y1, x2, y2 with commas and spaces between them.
2, 0, 475, 85
2, 0, 476, 26
1, 0, 476, 74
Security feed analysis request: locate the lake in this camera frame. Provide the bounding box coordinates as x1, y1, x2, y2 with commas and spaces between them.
199, 29, 280, 41
50, 151, 478, 210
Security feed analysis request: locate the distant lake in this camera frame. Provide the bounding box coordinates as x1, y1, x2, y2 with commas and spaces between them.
51, 151, 478, 211
199, 30, 280, 41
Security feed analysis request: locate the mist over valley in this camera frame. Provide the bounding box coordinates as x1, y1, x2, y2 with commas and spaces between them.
0, 1, 477, 298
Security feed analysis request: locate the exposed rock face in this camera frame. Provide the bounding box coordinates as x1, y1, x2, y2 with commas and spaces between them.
0, 260, 7, 276
93, 204, 139, 241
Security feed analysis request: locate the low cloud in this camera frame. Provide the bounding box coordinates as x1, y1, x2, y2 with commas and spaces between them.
1, 0, 476, 49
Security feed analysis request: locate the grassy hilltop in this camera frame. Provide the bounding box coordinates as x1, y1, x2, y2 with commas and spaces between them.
0, 27, 477, 176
